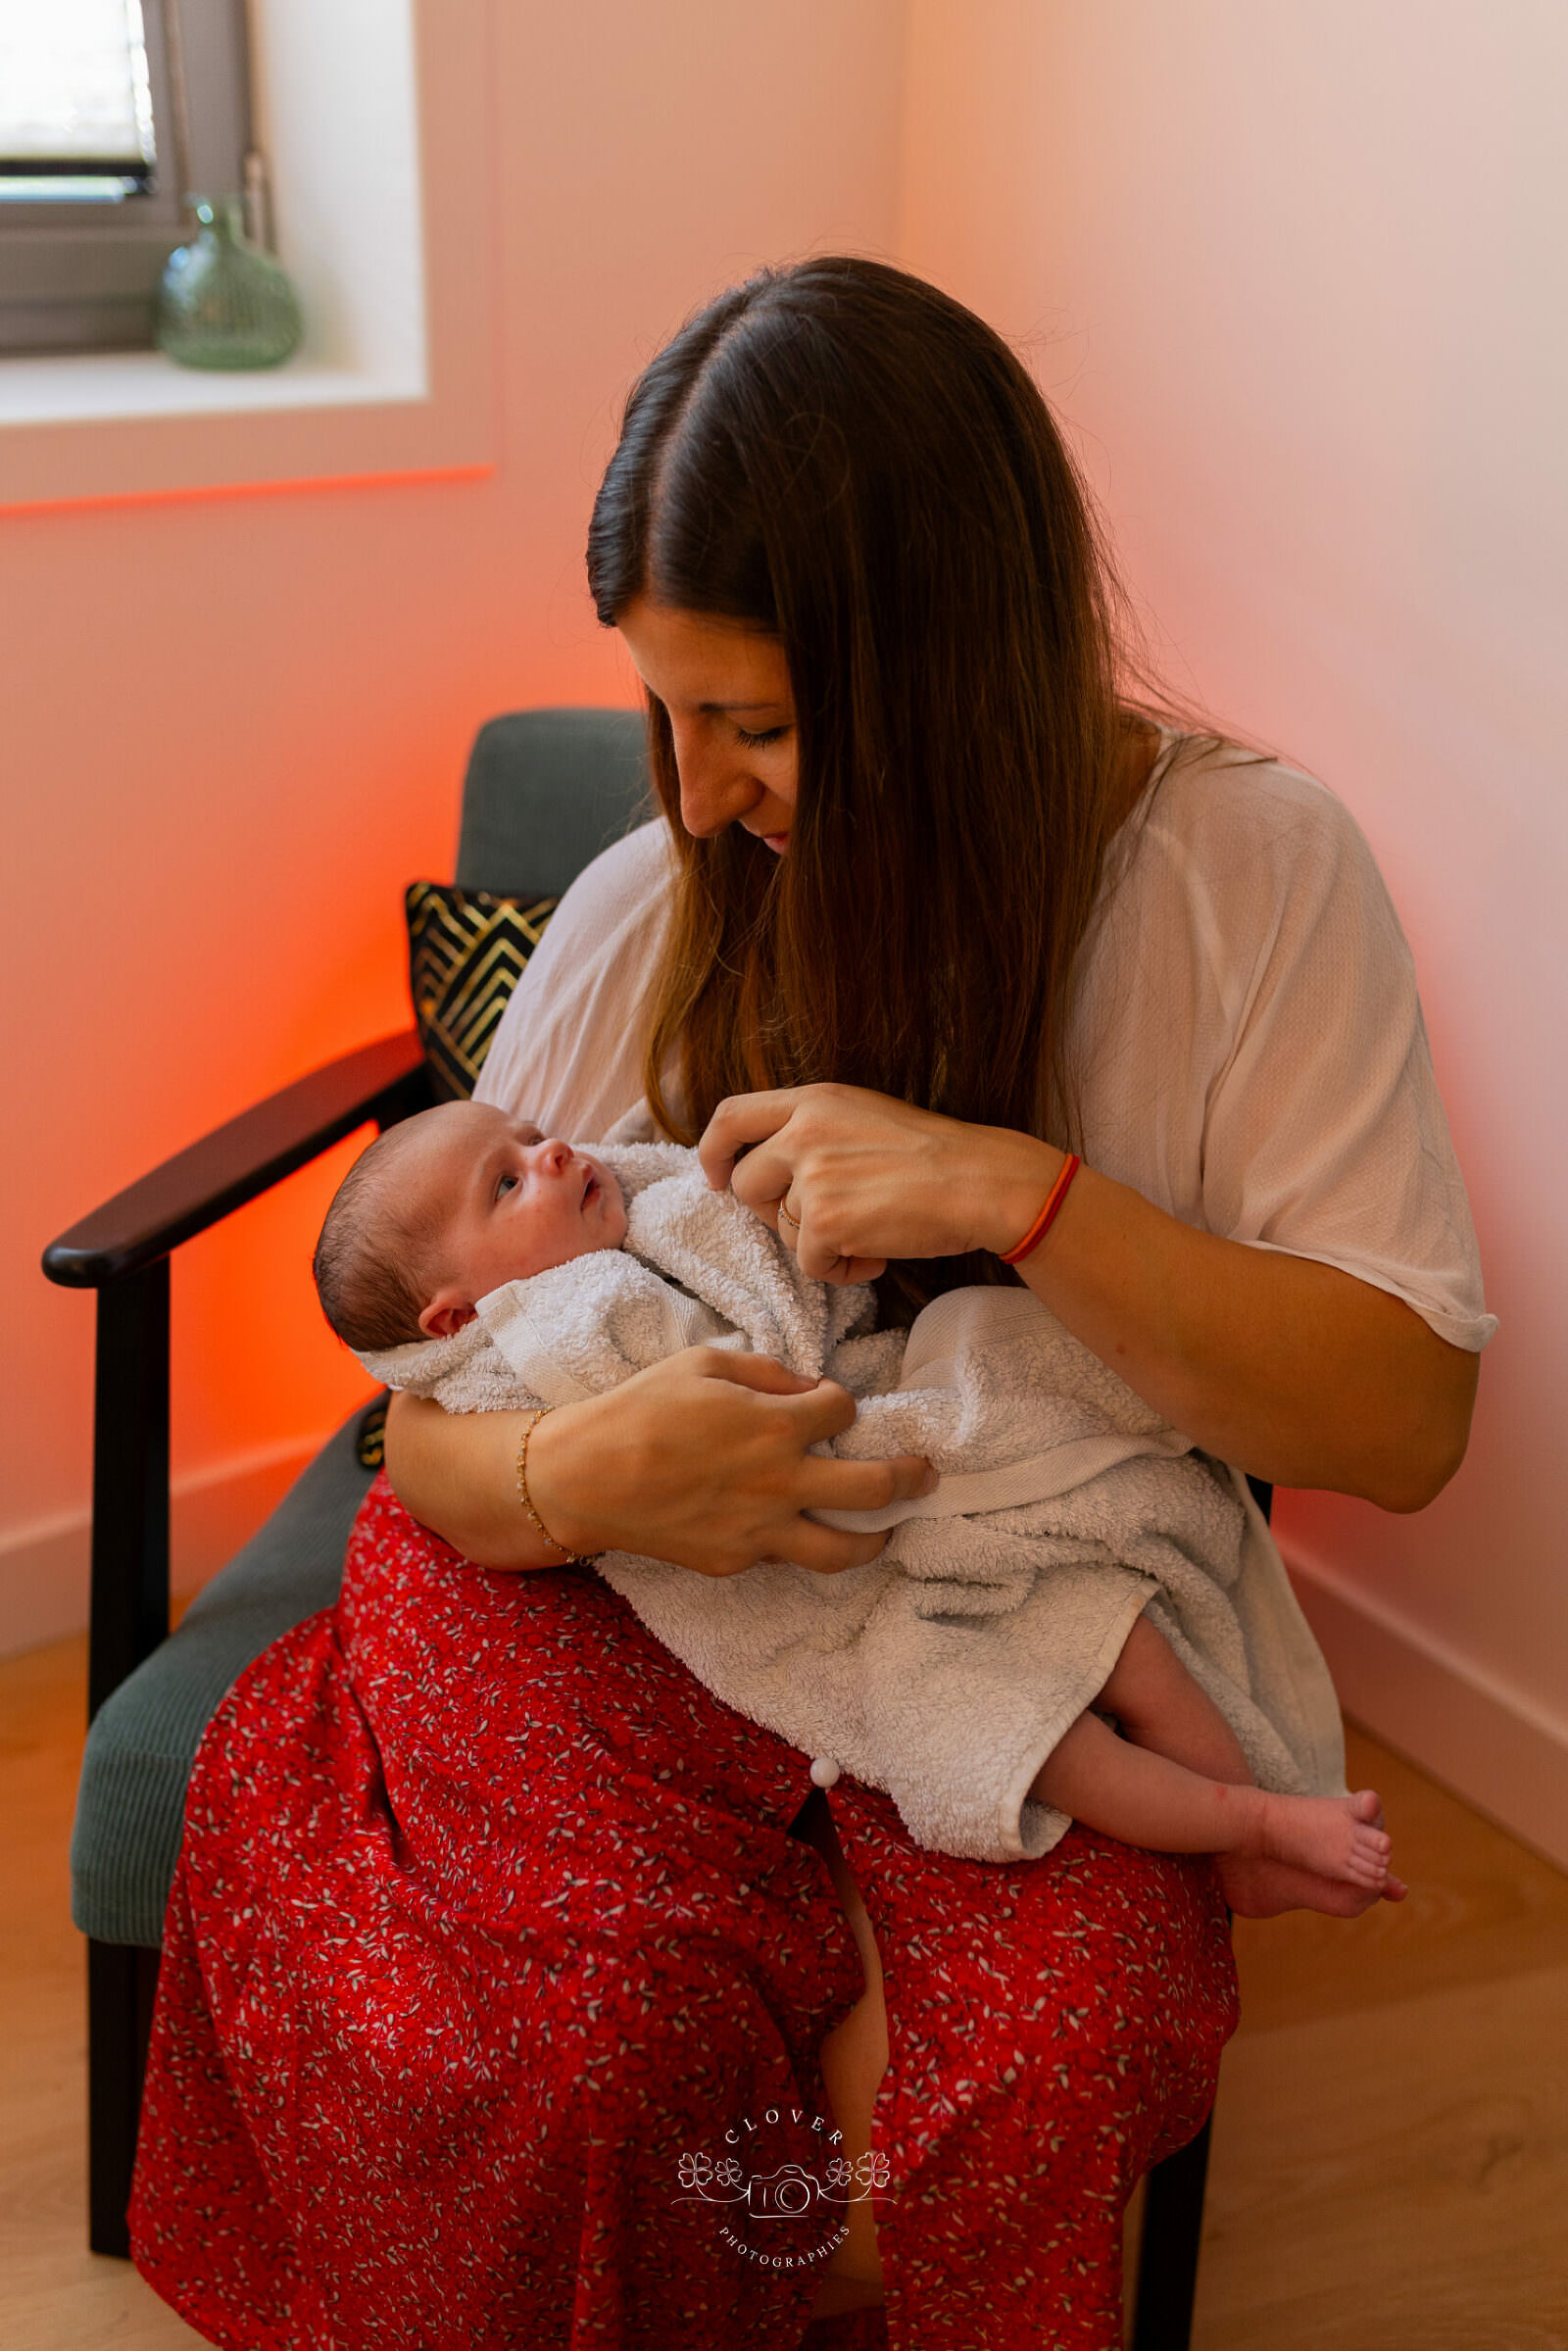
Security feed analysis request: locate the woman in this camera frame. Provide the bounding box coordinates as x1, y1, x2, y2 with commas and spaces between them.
130, 260, 1490, 2349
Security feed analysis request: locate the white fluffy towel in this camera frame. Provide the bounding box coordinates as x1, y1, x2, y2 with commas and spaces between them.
362, 1144, 1346, 1861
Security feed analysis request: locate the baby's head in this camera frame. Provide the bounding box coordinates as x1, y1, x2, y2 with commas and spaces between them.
314, 1100, 627, 1352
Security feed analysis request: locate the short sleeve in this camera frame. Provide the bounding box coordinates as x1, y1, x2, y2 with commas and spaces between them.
1197, 776, 1495, 1351
473, 820, 675, 1143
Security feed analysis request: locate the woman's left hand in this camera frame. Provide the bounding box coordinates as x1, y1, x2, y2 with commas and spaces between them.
699, 1082, 1058, 1281
703, 1084, 1479, 1513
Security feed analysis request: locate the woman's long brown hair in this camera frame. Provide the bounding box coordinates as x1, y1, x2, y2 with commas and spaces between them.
587, 258, 1210, 1320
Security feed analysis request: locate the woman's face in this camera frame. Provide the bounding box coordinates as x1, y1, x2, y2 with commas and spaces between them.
616, 596, 798, 855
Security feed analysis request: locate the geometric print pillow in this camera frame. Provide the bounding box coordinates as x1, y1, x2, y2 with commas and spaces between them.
404, 880, 559, 1102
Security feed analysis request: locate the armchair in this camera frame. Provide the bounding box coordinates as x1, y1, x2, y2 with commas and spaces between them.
43, 703, 1234, 2348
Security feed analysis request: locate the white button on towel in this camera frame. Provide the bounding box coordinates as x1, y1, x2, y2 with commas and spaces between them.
809, 1756, 840, 1788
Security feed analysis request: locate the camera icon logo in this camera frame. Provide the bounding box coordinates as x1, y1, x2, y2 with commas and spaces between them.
746, 2163, 819, 2219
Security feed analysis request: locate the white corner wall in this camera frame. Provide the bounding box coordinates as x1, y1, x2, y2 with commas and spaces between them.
899, 0, 1567, 1866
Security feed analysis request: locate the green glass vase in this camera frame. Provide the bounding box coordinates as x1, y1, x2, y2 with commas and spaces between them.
156, 196, 303, 370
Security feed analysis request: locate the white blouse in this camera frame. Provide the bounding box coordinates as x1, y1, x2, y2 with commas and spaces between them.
476, 734, 1494, 1356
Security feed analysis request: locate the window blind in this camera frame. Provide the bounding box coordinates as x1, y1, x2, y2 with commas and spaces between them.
0, 0, 156, 200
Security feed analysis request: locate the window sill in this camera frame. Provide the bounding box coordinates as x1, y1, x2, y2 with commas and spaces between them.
0, 347, 425, 429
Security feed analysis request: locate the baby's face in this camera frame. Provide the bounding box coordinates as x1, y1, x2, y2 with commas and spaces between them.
401, 1102, 627, 1337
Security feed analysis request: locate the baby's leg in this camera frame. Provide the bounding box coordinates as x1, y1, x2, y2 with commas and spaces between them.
1096, 1606, 1254, 1785
1035, 1610, 1405, 1913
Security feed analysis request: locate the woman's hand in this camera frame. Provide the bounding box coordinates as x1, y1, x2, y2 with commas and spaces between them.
699, 1082, 1055, 1279
697, 1081, 1478, 1510
383, 1347, 938, 1577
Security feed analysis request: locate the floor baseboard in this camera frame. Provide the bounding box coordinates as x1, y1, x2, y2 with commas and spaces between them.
1284, 1542, 1568, 1877
0, 1439, 322, 1660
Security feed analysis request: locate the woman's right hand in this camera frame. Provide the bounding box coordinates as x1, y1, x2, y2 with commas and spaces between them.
383, 1347, 937, 1577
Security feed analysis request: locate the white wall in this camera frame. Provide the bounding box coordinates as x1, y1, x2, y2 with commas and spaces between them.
4, 0, 909, 1652
900, 0, 1567, 1863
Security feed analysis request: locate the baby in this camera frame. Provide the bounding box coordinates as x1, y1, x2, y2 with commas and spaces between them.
315, 1101, 630, 1351
315, 1098, 1404, 1914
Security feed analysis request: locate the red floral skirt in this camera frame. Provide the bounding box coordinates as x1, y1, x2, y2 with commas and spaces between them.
130, 1476, 1237, 2350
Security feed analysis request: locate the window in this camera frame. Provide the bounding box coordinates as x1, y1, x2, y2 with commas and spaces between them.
0, 0, 494, 514
0, 0, 253, 353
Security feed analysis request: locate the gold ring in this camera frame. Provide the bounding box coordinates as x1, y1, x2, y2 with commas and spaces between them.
777, 1198, 801, 1232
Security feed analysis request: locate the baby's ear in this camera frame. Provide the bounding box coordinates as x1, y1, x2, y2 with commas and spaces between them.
418, 1297, 476, 1340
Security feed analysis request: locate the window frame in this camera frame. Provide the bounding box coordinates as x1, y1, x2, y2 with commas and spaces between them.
0, 0, 254, 354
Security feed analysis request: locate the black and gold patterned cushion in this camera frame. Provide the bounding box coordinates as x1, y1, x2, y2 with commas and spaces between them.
355, 1394, 389, 1470
405, 880, 559, 1102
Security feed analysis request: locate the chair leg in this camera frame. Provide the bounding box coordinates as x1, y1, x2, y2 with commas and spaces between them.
1130, 2108, 1213, 2351
87, 1940, 161, 2258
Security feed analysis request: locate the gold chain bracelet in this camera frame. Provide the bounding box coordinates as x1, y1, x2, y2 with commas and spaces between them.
514, 1406, 598, 1566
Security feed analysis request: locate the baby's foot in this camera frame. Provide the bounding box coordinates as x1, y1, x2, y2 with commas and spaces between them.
1217, 1789, 1407, 1919
1258, 1787, 1393, 1886
1216, 1851, 1404, 1918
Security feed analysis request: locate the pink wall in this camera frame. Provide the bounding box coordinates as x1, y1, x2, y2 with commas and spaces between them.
12, 0, 1561, 1867
900, 0, 1567, 1858
5, 0, 908, 1648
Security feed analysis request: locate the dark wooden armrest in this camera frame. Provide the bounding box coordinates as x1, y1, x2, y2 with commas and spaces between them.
42, 1027, 431, 1721
42, 1030, 430, 1291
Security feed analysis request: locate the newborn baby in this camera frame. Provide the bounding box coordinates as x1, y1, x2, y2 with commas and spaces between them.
314, 1098, 1400, 1909
314, 1102, 629, 1350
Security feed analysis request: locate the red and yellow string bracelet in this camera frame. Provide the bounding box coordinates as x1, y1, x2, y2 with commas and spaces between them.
999, 1152, 1082, 1266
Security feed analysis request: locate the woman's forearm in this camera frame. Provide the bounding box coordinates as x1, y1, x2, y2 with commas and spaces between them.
382, 1394, 576, 1568
382, 1353, 940, 1575
704, 1084, 1477, 1509
982, 1137, 1478, 1510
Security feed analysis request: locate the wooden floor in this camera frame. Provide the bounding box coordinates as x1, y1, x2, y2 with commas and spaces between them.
4, 1634, 1566, 2350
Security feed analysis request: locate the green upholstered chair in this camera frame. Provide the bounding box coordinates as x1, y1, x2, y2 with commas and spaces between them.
44, 704, 1233, 2348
